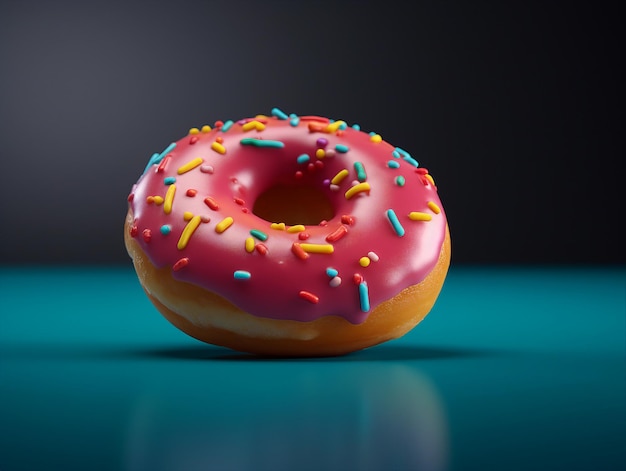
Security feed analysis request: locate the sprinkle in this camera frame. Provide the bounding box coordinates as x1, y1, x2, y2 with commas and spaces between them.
335, 144, 350, 153
291, 243, 309, 260
144, 142, 176, 174
308, 122, 326, 132
200, 215, 211, 223
354, 162, 367, 182
221, 120, 234, 132
216, 136, 224, 144
315, 149, 326, 159
403, 155, 419, 167
290, 116, 300, 126
325, 225, 348, 242
127, 193, 134, 202
387, 160, 400, 169
353, 273, 363, 284
240, 138, 285, 148
287, 224, 306, 233
234, 270, 251, 280
341, 215, 355, 225
255, 243, 268, 255
395, 175, 406, 186
215, 216, 234, 233
294, 170, 304, 179
173, 257, 189, 271
271, 222, 286, 230
297, 154, 310, 164
367, 251, 379, 262
157, 155, 171, 173
211, 142, 226, 154
151, 196, 164, 205
392, 150, 401, 159
233, 197, 245, 206
370, 134, 382, 143
329, 184, 340, 192
299, 290, 319, 304
245, 237, 255, 253
204, 196, 219, 211
326, 267, 339, 277
242, 120, 266, 132
316, 138, 328, 147
164, 176, 176, 185
329, 277, 342, 287
146, 196, 154, 204
201, 125, 212, 133
300, 243, 334, 254
142, 229, 151, 242
408, 212, 432, 221
164, 184, 176, 214
344, 182, 371, 199
425, 174, 436, 186
298, 232, 310, 240
358, 282, 370, 312
160, 225, 171, 235
185, 189, 197, 197
359, 256, 371, 267
189, 136, 199, 145
250, 229, 268, 241
428, 201, 441, 214
177, 215, 202, 250
189, 127, 200, 135
271, 107, 289, 120
386, 209, 405, 236
183, 211, 194, 221
177, 157, 204, 175
331, 169, 349, 185
325, 149, 336, 158
352, 124, 361, 131
200, 165, 214, 174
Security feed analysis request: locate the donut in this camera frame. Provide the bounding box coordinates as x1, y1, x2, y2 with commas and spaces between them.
124, 108, 451, 356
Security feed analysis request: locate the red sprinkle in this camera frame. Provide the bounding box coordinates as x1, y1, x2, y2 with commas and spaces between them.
325, 225, 348, 243
299, 290, 319, 304
298, 232, 310, 240
216, 136, 224, 144
314, 160, 324, 169
186, 189, 198, 197
234, 197, 245, 205
189, 136, 199, 145
204, 197, 219, 210
341, 215, 355, 225
241, 207, 249, 213
129, 225, 138, 237
319, 220, 328, 227
214, 120, 224, 128
291, 243, 309, 260
415, 168, 428, 175
142, 229, 152, 242
353, 273, 363, 284
307, 163, 315, 172
157, 155, 171, 173
146, 196, 155, 205
336, 130, 344, 137
173, 257, 189, 271
294, 171, 304, 179
255, 243, 268, 255
308, 122, 326, 133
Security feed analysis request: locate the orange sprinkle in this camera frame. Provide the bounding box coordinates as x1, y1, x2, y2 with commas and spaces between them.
291, 243, 309, 260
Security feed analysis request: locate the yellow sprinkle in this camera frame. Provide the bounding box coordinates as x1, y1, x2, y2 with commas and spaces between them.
359, 256, 371, 267
245, 237, 255, 253
370, 134, 382, 143
255, 114, 268, 119
287, 225, 306, 233
344, 182, 371, 200
271, 222, 286, 230
183, 211, 194, 221
177, 215, 202, 250
211, 142, 226, 154
201, 125, 212, 133
427, 202, 441, 214
425, 174, 435, 185
331, 169, 349, 185
324, 120, 345, 133
188, 127, 200, 135
215, 216, 234, 233
315, 148, 326, 159
152, 196, 164, 205
408, 212, 432, 221
300, 243, 334, 254
242, 120, 266, 132
164, 184, 176, 214
177, 157, 204, 175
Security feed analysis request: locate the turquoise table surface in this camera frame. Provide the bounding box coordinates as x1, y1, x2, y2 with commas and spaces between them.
1, 266, 624, 471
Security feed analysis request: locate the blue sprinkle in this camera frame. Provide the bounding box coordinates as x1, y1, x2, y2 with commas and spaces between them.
392, 150, 401, 159
240, 138, 285, 148
338, 121, 348, 130
386, 209, 405, 237
326, 267, 339, 278
403, 155, 419, 167
335, 144, 350, 153
297, 154, 310, 164
164, 176, 176, 185
271, 107, 289, 120
359, 282, 370, 312
395, 175, 406, 186
395, 146, 417, 166
143, 142, 176, 174
369, 131, 376, 136
289, 113, 298, 118
352, 124, 361, 131
234, 270, 252, 280
221, 120, 234, 132
387, 160, 400, 169
290, 116, 300, 127
160, 225, 171, 235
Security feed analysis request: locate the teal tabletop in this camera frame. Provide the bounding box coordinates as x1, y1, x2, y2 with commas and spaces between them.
1, 266, 624, 471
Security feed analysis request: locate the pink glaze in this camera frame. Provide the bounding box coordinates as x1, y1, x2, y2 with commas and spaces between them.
127, 111, 447, 324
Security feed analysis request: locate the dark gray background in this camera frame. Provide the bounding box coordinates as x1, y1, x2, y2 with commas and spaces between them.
0, 0, 622, 265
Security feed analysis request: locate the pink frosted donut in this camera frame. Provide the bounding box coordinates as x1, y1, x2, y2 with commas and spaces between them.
124, 108, 451, 356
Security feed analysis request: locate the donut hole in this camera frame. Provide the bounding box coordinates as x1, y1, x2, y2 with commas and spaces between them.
252, 184, 335, 226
